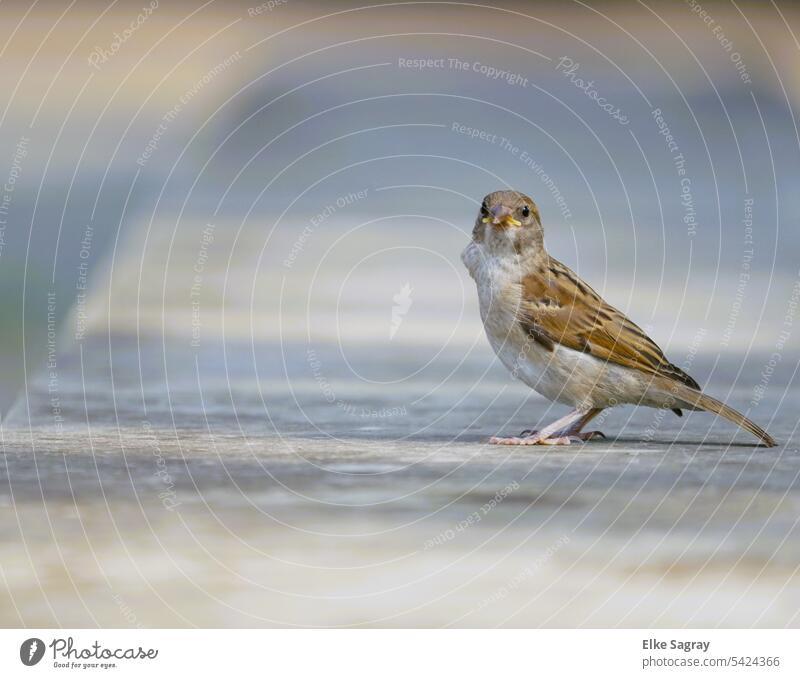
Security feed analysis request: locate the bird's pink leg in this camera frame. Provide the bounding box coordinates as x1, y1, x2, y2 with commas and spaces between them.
553, 407, 605, 441
490, 408, 605, 446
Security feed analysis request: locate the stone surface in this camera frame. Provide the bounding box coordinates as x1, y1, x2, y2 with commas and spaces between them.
2, 336, 798, 628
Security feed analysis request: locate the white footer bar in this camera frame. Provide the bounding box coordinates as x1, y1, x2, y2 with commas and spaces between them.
1, 629, 797, 676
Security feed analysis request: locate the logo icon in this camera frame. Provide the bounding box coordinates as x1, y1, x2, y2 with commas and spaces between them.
20, 638, 45, 666
389, 283, 413, 340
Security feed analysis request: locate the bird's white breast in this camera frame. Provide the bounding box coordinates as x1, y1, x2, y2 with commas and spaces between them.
461, 240, 520, 336
463, 240, 551, 389
462, 239, 649, 409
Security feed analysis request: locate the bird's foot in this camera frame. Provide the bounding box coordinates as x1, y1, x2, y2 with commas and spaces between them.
489, 434, 573, 446
489, 429, 606, 446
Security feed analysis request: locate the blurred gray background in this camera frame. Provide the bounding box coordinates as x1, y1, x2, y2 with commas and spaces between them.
0, 0, 799, 627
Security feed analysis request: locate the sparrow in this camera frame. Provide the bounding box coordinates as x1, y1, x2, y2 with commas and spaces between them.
461, 189, 776, 447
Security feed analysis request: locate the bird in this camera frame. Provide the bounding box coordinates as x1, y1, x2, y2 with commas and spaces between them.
461, 189, 776, 447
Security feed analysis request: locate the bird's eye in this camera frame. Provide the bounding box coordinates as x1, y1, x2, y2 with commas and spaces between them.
521, 206, 530, 218
480, 201, 488, 215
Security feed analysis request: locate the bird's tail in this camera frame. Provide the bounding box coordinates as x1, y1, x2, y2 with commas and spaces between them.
667, 381, 776, 447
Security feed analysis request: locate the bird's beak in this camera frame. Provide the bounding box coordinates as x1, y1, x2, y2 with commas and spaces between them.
482, 204, 521, 227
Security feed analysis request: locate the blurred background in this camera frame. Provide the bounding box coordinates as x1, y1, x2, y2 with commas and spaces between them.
1, 0, 799, 627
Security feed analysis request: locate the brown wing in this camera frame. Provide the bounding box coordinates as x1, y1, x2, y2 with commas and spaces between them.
520, 257, 700, 390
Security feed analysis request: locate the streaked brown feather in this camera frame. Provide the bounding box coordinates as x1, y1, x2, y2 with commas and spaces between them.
519, 256, 701, 391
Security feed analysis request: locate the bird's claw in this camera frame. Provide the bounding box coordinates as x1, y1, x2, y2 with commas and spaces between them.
575, 430, 606, 441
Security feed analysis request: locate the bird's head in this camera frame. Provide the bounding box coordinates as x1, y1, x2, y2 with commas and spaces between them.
472, 190, 543, 254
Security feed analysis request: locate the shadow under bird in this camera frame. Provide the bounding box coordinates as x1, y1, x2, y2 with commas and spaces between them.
462, 189, 776, 447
